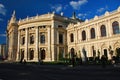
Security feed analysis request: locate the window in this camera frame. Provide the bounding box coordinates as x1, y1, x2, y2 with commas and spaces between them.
100, 25, 106, 37
40, 35, 45, 44
82, 30, 86, 40
92, 46, 96, 57
70, 33, 74, 42
59, 34, 63, 44
20, 49, 24, 60
22, 37, 25, 45
112, 21, 120, 34
30, 35, 34, 44
90, 28, 95, 39
29, 49, 34, 60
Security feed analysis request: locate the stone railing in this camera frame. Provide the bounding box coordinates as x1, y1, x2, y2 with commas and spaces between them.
18, 13, 53, 24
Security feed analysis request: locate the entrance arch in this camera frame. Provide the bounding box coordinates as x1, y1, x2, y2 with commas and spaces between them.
70, 48, 75, 57
104, 49, 108, 58
41, 49, 46, 60
30, 50, 34, 60
116, 47, 120, 57
21, 50, 24, 60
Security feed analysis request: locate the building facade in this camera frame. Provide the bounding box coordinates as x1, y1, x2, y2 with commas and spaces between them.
7, 11, 80, 62
67, 7, 120, 61
7, 7, 120, 62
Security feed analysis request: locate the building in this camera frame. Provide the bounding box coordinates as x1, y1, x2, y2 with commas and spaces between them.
7, 11, 81, 62
67, 7, 120, 61
7, 7, 120, 62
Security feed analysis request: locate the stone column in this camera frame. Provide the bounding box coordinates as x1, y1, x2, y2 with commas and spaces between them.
51, 27, 55, 61
96, 23, 100, 39
87, 27, 90, 41
34, 27, 39, 61
107, 20, 112, 37
16, 30, 20, 61
47, 26, 51, 61
25, 28, 28, 60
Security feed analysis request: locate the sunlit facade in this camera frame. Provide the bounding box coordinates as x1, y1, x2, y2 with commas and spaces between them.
67, 7, 120, 61
7, 11, 80, 62
7, 7, 120, 62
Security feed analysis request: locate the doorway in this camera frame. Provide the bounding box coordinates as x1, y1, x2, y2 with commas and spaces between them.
104, 49, 108, 58
41, 49, 45, 60
116, 48, 120, 57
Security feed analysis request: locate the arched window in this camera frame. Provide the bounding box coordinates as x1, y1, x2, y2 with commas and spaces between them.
70, 33, 74, 42
41, 49, 45, 60
112, 21, 120, 34
59, 34, 63, 44
30, 35, 34, 44
100, 25, 106, 37
40, 35, 45, 44
82, 30, 86, 40
90, 28, 95, 39
22, 37, 25, 45
29, 49, 34, 60
20, 49, 24, 60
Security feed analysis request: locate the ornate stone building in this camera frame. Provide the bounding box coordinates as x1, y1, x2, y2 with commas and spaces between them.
7, 7, 120, 62
7, 11, 80, 62
67, 7, 120, 61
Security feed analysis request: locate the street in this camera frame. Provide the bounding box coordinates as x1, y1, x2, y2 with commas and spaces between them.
0, 63, 120, 80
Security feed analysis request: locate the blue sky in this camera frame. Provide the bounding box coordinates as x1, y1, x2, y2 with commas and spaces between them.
0, 0, 120, 44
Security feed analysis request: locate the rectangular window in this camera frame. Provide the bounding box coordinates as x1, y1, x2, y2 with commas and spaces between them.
59, 34, 63, 44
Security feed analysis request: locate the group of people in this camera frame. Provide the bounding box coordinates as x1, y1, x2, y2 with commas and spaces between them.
70, 53, 119, 68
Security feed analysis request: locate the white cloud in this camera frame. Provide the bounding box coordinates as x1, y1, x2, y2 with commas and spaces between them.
97, 6, 108, 13
0, 3, 6, 15
51, 4, 62, 13
70, 0, 88, 10
78, 13, 87, 19
0, 34, 6, 37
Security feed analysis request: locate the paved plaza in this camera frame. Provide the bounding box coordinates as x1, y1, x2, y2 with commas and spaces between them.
0, 62, 120, 80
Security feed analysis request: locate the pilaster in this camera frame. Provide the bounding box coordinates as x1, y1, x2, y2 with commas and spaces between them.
34, 26, 39, 61
16, 30, 20, 61
47, 26, 52, 61
25, 28, 28, 60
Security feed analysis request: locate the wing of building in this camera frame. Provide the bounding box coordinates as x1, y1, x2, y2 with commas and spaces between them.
7, 7, 120, 62
6, 11, 82, 62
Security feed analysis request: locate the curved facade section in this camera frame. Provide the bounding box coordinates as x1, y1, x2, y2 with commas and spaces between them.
7, 12, 79, 62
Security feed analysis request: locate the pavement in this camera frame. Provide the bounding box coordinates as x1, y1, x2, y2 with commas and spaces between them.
0, 62, 120, 80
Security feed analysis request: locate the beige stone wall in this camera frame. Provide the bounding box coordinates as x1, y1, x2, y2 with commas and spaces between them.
67, 7, 120, 60
16, 13, 74, 62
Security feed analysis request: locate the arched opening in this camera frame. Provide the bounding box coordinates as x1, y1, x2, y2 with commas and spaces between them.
30, 35, 34, 44
59, 34, 63, 44
71, 48, 75, 55
70, 33, 74, 42
100, 25, 106, 37
90, 28, 95, 39
116, 48, 120, 57
40, 35, 45, 44
92, 46, 96, 58
21, 50, 24, 60
82, 30, 86, 41
29, 49, 34, 60
22, 37, 25, 45
104, 49, 108, 58
112, 21, 120, 34
41, 49, 46, 60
